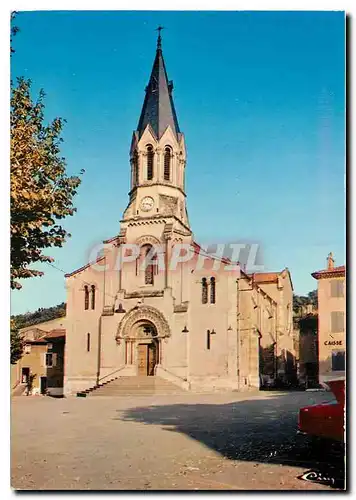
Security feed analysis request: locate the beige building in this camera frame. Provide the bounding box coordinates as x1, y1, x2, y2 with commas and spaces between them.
11, 317, 66, 396
312, 253, 346, 382
62, 34, 296, 395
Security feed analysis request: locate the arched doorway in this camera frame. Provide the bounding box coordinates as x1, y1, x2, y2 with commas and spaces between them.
116, 305, 171, 376
131, 321, 159, 376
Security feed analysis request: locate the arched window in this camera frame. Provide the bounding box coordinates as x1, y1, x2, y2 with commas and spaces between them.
141, 244, 158, 285
84, 285, 89, 310
210, 277, 216, 304
164, 147, 171, 181
147, 145, 154, 180
91, 285, 96, 310
133, 150, 139, 186
202, 278, 208, 304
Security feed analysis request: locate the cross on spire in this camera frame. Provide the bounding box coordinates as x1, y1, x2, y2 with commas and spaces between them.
136, 26, 180, 140
156, 25, 164, 49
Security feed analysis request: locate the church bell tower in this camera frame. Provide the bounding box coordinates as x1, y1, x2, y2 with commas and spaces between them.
121, 29, 191, 236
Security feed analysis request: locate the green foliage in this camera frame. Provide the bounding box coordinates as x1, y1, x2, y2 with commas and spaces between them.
293, 290, 318, 314
10, 12, 19, 55
10, 318, 24, 364
307, 289, 318, 307
11, 77, 82, 289
10, 15, 83, 289
11, 302, 66, 330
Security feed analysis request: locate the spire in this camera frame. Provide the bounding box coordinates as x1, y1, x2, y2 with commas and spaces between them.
137, 28, 180, 140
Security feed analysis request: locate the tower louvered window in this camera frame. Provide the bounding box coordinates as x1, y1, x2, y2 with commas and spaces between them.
164, 147, 171, 181
133, 151, 139, 186
147, 145, 154, 180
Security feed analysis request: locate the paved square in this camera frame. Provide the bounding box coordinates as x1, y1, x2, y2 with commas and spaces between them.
11, 391, 344, 490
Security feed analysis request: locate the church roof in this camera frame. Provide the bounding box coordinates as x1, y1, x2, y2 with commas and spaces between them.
249, 272, 280, 284
137, 32, 180, 140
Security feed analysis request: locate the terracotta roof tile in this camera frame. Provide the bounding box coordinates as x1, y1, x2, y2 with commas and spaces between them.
26, 337, 47, 344
249, 272, 280, 284
45, 329, 66, 339
312, 265, 345, 279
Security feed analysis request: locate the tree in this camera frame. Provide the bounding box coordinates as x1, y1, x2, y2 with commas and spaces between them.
11, 318, 24, 364
293, 290, 318, 314
11, 77, 83, 289
11, 302, 66, 329
307, 289, 318, 307
10, 13, 83, 289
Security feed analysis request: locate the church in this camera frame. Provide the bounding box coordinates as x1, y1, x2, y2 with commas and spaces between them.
63, 32, 296, 396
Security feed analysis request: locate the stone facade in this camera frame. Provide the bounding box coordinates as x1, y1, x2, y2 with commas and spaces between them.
63, 36, 297, 395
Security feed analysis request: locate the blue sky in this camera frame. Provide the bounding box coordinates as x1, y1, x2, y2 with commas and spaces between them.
11, 10, 345, 314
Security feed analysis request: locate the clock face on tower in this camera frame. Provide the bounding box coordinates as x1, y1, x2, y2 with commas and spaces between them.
140, 196, 154, 212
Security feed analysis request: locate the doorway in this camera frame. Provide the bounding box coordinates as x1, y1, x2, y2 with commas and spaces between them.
40, 376, 47, 394
21, 367, 30, 384
137, 341, 158, 376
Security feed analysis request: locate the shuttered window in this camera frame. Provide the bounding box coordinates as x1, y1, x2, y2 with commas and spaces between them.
330, 280, 344, 298
147, 146, 154, 180
45, 353, 57, 367
164, 147, 171, 181
331, 311, 345, 333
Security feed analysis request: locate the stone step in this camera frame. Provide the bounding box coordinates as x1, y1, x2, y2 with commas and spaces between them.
90, 391, 183, 396
87, 375, 186, 397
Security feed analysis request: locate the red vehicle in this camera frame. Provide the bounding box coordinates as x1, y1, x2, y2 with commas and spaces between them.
298, 380, 345, 442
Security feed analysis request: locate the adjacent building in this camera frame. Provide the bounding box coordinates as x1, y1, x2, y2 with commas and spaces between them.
11, 317, 66, 396
312, 253, 346, 382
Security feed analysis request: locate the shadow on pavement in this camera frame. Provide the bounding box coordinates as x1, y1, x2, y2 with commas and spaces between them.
116, 393, 345, 490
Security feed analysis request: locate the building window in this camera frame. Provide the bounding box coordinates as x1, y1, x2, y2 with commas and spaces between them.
91, 285, 96, 310
45, 353, 57, 367
87, 333, 91, 352
202, 278, 208, 304
164, 147, 171, 181
207, 330, 211, 350
331, 311, 345, 333
210, 277, 216, 304
331, 280, 344, 298
142, 245, 157, 285
147, 145, 154, 180
133, 150, 139, 186
84, 285, 89, 310
332, 350, 345, 371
